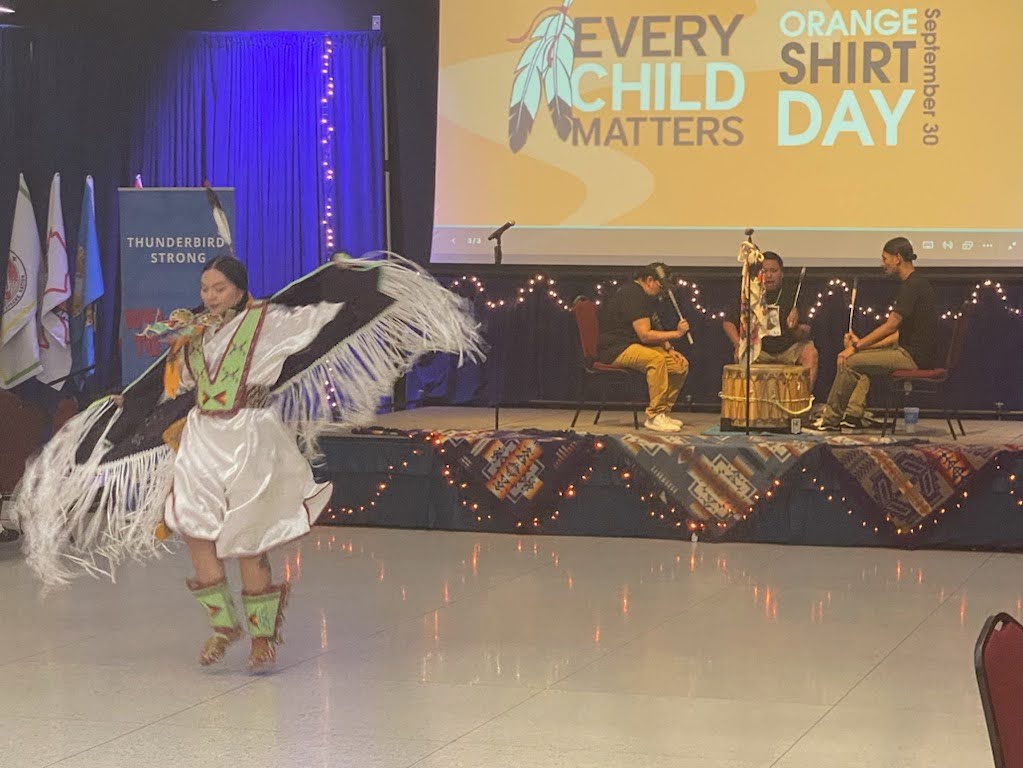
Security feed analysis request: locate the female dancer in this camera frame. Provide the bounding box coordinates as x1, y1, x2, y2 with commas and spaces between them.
17, 249, 482, 672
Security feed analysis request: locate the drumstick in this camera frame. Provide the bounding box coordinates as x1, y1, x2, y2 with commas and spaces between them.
848, 277, 859, 334
792, 266, 806, 308
654, 264, 694, 345
789, 266, 807, 329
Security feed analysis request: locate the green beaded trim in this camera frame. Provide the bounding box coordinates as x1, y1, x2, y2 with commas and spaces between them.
188, 304, 267, 415
191, 580, 241, 632
242, 589, 283, 639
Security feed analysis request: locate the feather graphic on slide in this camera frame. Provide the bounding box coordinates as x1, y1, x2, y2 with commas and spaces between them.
508, 1, 574, 152
544, 14, 575, 141
508, 36, 546, 152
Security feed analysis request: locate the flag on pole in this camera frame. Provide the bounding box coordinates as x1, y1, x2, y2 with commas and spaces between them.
39, 173, 72, 389
0, 174, 43, 389
70, 175, 104, 377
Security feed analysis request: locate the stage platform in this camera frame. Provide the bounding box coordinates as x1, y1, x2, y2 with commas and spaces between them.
316, 408, 1023, 551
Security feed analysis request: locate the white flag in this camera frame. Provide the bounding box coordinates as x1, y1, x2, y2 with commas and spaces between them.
0, 174, 42, 389
38, 173, 72, 389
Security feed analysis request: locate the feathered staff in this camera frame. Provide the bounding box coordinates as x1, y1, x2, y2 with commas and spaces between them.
507, 0, 576, 152
736, 236, 766, 367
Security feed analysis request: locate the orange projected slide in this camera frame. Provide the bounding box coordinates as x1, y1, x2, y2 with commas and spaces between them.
433, 0, 1023, 266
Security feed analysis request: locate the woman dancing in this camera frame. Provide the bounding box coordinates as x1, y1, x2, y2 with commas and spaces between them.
16, 243, 482, 672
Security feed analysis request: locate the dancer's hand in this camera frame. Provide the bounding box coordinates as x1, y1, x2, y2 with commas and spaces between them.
843, 332, 860, 347
837, 347, 854, 368
787, 307, 799, 329
675, 319, 690, 337
110, 394, 125, 409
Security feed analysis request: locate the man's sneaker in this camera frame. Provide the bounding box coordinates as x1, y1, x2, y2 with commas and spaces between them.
806, 417, 841, 432
840, 413, 883, 430
663, 414, 684, 428
861, 412, 884, 427
644, 414, 682, 433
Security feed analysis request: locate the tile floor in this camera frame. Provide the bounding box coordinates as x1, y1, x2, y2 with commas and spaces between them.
1, 527, 1014, 767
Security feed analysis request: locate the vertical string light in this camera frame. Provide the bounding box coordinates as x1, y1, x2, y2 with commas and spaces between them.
320, 36, 338, 255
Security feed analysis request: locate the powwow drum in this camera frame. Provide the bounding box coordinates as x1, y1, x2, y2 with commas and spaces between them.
720, 364, 814, 433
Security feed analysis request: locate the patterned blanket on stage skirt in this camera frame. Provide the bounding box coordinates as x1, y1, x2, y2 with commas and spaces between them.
420, 430, 599, 523
614, 434, 817, 533
828, 442, 1023, 532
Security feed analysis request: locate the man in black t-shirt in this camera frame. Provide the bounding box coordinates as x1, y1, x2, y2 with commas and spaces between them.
722, 251, 819, 388
810, 237, 939, 431
597, 264, 690, 433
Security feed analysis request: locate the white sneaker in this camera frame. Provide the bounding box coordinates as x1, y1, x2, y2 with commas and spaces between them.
663, 414, 684, 428
644, 414, 681, 433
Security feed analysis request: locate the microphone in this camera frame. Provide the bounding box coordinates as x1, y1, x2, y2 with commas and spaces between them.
488, 221, 515, 241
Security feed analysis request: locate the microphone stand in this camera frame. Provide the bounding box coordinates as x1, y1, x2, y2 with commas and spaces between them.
493, 232, 504, 267
485, 220, 513, 431
492, 232, 503, 430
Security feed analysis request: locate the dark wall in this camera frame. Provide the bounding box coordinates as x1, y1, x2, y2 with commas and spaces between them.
16, 0, 440, 263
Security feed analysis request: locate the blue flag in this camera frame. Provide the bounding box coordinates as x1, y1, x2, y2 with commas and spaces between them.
71, 176, 105, 376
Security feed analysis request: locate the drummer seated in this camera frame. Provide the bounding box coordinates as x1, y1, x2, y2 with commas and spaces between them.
811, 237, 938, 431
722, 251, 818, 389
597, 264, 691, 433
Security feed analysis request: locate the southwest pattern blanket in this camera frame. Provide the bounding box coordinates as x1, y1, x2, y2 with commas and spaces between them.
828, 443, 1023, 531
421, 429, 598, 522
614, 433, 817, 530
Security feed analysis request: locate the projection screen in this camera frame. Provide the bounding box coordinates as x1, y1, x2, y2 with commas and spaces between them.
433, 0, 1023, 266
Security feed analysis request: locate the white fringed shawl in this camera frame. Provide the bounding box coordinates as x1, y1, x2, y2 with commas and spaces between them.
15, 253, 483, 588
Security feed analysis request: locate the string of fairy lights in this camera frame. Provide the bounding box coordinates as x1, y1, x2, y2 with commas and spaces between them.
318, 432, 1022, 539
449, 274, 726, 319
320, 36, 337, 254
447, 273, 1023, 324
805, 278, 1021, 322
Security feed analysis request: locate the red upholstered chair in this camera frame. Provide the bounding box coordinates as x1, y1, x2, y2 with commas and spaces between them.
975, 613, 1023, 768
0, 391, 50, 527
571, 298, 643, 430
881, 306, 969, 440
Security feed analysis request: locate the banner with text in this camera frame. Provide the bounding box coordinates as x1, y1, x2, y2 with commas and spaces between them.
434, 1, 1023, 265
118, 188, 235, 385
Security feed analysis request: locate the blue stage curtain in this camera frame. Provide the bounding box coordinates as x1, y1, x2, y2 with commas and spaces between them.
325, 32, 387, 259
135, 31, 385, 298
1, 27, 385, 391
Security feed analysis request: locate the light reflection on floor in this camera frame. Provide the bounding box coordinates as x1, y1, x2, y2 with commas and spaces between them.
0, 527, 1016, 767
